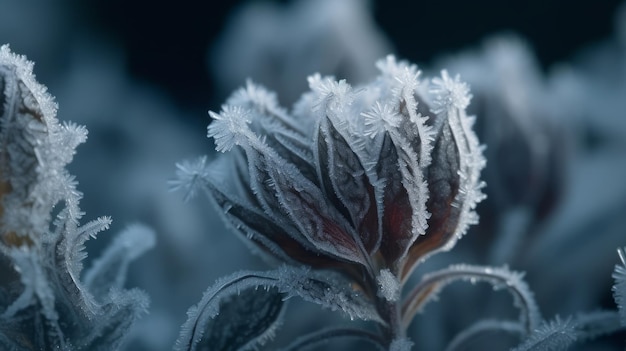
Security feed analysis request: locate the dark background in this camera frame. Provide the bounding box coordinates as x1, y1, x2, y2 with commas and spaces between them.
77, 0, 622, 116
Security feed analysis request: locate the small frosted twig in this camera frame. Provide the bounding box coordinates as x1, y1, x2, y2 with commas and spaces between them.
574, 310, 622, 342
277, 327, 387, 351
401, 264, 540, 334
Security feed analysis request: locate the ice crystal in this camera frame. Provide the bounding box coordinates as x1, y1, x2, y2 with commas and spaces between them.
377, 269, 400, 302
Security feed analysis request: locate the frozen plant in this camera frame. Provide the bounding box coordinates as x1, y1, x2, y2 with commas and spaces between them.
0, 45, 153, 350
172, 56, 547, 350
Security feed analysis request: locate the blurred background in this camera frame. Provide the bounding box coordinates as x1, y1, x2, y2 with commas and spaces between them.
2, 0, 626, 349
3, 0, 622, 118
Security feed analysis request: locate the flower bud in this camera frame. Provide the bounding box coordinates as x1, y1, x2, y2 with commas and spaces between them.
194, 55, 486, 298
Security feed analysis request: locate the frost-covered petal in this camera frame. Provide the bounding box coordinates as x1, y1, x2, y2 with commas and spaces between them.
402, 71, 486, 278
201, 169, 349, 269
315, 116, 380, 254
226, 130, 372, 268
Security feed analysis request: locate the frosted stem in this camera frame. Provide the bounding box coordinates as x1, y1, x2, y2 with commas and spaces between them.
401, 265, 540, 334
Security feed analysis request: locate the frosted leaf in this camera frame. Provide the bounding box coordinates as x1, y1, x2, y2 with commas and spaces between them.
84, 224, 156, 300
185, 285, 285, 351
208, 105, 253, 152
176, 266, 381, 351
376, 268, 400, 302
178, 266, 381, 350
278, 265, 382, 323
175, 270, 285, 351
0, 45, 151, 350
0, 44, 83, 241
64, 215, 112, 266
80, 288, 150, 351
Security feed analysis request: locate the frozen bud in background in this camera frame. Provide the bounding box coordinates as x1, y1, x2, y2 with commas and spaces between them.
437, 36, 568, 263
210, 0, 392, 104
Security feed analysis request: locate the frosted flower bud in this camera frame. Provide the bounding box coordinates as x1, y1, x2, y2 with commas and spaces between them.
188, 55, 486, 300
174, 57, 553, 351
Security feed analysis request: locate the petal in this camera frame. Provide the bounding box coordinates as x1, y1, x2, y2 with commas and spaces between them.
316, 116, 380, 254
402, 72, 486, 280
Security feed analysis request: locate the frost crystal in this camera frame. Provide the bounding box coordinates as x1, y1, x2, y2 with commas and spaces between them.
170, 156, 212, 202
361, 102, 402, 138
430, 70, 472, 114
390, 337, 414, 351
208, 105, 253, 152
377, 269, 400, 302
